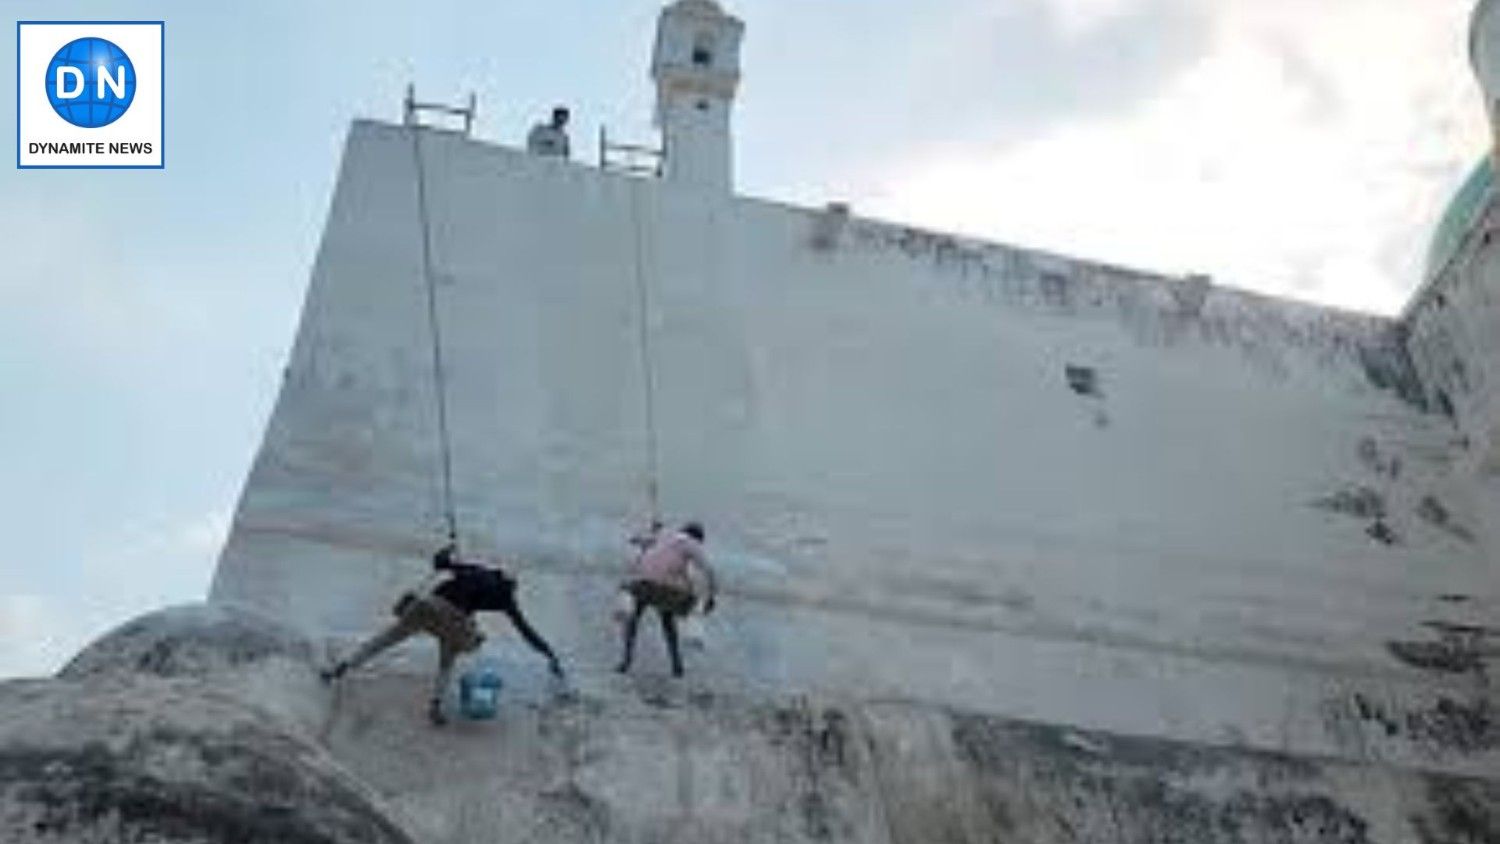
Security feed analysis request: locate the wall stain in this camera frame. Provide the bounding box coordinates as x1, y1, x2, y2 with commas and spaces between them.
1312, 486, 1386, 521
1311, 484, 1407, 546
764, 699, 861, 841
843, 217, 1403, 387
1340, 692, 1498, 755
1409, 775, 1500, 844
1357, 437, 1402, 479
1359, 336, 1429, 411
1417, 496, 1476, 543
949, 714, 1371, 844
1387, 639, 1485, 675
533, 781, 611, 843
1388, 620, 1492, 675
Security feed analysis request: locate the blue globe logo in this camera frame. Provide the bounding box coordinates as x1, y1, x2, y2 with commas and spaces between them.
45, 37, 136, 128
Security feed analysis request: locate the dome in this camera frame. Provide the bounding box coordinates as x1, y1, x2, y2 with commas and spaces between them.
663, 0, 739, 24
1425, 156, 1494, 281
1472, 0, 1500, 76
668, 0, 725, 14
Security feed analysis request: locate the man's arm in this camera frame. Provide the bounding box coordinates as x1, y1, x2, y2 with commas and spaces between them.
688, 543, 718, 613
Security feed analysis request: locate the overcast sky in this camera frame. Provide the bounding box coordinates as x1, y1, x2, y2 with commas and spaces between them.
0, 0, 1489, 678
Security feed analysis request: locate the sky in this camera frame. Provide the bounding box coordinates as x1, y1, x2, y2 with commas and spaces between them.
0, 0, 1489, 678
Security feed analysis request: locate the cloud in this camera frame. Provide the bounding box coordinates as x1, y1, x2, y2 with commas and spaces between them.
0, 595, 82, 679
1261, 30, 1343, 122
0, 510, 226, 679
927, 0, 1213, 140
738, 0, 1212, 198
822, 0, 1488, 315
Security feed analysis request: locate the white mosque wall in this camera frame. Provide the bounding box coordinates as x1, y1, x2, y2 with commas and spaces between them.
214, 121, 1498, 773
1402, 194, 1500, 584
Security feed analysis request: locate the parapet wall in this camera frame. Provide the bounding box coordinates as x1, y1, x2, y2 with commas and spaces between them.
214, 120, 1497, 773
1405, 195, 1500, 468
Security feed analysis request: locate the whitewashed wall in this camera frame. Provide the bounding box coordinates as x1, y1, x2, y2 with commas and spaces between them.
214, 121, 1497, 773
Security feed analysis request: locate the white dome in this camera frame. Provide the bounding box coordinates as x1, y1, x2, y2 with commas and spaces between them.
1471, 0, 1500, 97
668, 0, 725, 14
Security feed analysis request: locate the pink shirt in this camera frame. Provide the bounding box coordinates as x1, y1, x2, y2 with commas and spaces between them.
632, 532, 708, 592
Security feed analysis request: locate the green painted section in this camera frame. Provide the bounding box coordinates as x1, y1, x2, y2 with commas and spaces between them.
1427, 156, 1495, 280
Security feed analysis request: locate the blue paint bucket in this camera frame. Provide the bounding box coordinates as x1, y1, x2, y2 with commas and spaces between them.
458, 657, 504, 720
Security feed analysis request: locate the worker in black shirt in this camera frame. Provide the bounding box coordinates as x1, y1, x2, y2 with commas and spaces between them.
323, 543, 564, 725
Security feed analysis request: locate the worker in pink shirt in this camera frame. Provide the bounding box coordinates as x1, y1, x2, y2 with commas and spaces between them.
617, 521, 718, 677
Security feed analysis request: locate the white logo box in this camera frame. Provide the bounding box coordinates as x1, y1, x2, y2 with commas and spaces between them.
17, 21, 164, 169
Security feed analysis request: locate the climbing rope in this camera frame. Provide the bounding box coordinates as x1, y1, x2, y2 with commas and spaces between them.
628, 179, 662, 524
410, 125, 459, 544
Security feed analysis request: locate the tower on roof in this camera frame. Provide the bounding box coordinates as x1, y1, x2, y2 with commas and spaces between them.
1472, 0, 1500, 158
651, 0, 744, 192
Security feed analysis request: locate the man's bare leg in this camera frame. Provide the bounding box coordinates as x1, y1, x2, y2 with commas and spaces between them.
429, 641, 458, 726
323, 618, 416, 682
616, 598, 648, 673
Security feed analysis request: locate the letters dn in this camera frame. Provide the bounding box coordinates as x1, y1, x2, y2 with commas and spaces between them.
48, 37, 135, 128
17, 22, 164, 169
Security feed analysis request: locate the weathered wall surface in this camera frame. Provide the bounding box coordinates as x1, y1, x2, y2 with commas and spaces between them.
214, 121, 1498, 776
1405, 193, 1500, 463
1408, 0, 1500, 564
1400, 165, 1500, 595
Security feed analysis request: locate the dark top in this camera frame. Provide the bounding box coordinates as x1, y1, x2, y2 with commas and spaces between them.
433, 563, 516, 614
429, 547, 557, 663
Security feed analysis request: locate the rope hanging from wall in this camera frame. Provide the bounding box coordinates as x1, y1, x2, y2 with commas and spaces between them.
410, 123, 662, 542
410, 125, 460, 544
629, 179, 663, 525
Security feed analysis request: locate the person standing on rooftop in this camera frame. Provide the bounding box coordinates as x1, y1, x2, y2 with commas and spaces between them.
527, 106, 571, 158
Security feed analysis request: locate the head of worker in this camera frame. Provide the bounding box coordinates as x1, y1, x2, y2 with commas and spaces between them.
433, 542, 459, 569
681, 521, 705, 543
551, 106, 570, 129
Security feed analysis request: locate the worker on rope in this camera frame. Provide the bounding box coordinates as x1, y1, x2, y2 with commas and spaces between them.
323, 543, 565, 726
526, 106, 571, 158
616, 521, 718, 678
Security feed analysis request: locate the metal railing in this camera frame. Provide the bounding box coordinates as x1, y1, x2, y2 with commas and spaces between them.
403, 84, 477, 136
598, 126, 664, 177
